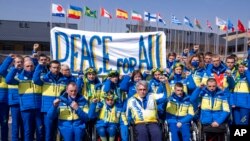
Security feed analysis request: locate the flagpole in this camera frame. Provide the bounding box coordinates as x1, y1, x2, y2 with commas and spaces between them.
65, 5, 69, 28
225, 28, 228, 57
50, 1, 53, 59
235, 30, 238, 54
169, 20, 172, 52
174, 29, 177, 53
156, 14, 159, 31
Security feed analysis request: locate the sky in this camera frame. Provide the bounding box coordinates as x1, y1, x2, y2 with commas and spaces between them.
0, 0, 249, 34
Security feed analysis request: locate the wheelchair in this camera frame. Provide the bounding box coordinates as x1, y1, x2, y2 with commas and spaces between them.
128, 120, 169, 141
199, 122, 230, 141
163, 120, 200, 141
89, 124, 123, 141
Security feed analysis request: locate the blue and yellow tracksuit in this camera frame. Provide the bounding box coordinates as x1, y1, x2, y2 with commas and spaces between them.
6, 68, 43, 141
166, 93, 194, 141
230, 70, 250, 125
47, 92, 89, 141
169, 74, 196, 97
89, 102, 128, 141
126, 93, 164, 124
102, 76, 130, 107
77, 77, 102, 103
188, 68, 205, 87
0, 56, 12, 141
190, 87, 230, 125
33, 64, 76, 141
126, 93, 164, 141
1, 56, 23, 141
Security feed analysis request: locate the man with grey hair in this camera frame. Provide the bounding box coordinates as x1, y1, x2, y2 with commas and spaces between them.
126, 80, 164, 141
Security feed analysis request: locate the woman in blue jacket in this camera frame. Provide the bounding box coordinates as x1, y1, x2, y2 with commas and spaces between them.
47, 82, 89, 141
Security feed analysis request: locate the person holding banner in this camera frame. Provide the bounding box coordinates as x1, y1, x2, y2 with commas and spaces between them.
77, 67, 102, 103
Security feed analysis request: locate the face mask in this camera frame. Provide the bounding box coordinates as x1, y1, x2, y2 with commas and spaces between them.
175, 74, 182, 77
191, 61, 199, 68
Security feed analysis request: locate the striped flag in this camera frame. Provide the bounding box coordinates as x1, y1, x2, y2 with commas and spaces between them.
171, 15, 181, 25
215, 17, 227, 31
116, 9, 128, 19
100, 8, 112, 19
158, 14, 166, 25
184, 16, 193, 28
131, 11, 142, 21
68, 5, 82, 19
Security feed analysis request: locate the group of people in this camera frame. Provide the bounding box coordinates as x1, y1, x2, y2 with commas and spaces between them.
0, 43, 250, 141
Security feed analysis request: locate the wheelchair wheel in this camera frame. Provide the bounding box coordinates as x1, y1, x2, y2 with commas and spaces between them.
128, 125, 135, 141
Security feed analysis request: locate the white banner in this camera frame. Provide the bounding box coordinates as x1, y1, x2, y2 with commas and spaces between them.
51, 27, 166, 75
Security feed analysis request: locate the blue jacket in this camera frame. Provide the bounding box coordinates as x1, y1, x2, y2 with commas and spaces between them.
6, 68, 42, 111
33, 64, 76, 112
230, 70, 250, 109
47, 92, 89, 129
148, 78, 168, 103
166, 93, 194, 124
102, 76, 130, 106
0, 56, 13, 103
187, 67, 205, 87
169, 74, 196, 96
190, 87, 230, 125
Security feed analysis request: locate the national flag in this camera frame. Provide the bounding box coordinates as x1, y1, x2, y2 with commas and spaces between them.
238, 19, 246, 32
206, 20, 213, 30
52, 3, 65, 17
68, 5, 82, 19
184, 16, 193, 28
100, 8, 112, 19
195, 18, 202, 29
131, 10, 142, 21
116, 9, 128, 19
215, 17, 226, 26
215, 17, 227, 31
85, 6, 97, 18
171, 15, 181, 25
158, 14, 166, 25
144, 11, 157, 22
227, 19, 234, 32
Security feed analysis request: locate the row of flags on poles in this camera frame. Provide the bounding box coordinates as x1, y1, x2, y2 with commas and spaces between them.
52, 3, 250, 32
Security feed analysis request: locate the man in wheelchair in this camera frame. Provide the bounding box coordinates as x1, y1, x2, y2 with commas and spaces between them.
88, 90, 128, 141
191, 78, 230, 141
165, 82, 195, 141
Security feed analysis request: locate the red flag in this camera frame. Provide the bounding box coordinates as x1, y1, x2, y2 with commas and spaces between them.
238, 20, 246, 32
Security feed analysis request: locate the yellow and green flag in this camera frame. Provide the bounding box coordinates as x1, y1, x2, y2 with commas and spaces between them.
85, 6, 97, 18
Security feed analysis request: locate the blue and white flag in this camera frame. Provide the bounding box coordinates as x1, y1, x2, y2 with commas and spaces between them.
158, 14, 166, 25
171, 15, 182, 25
184, 16, 193, 28
144, 11, 157, 22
